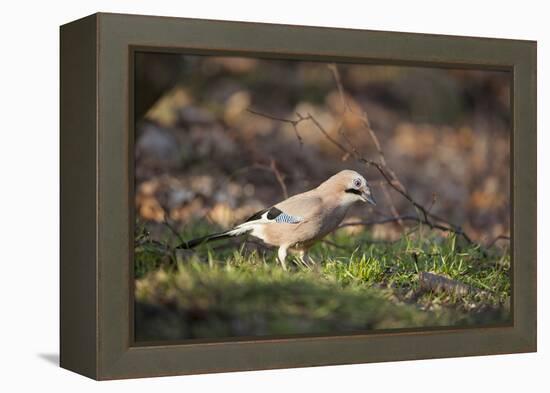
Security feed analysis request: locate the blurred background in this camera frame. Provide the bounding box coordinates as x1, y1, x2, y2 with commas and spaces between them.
134, 52, 511, 244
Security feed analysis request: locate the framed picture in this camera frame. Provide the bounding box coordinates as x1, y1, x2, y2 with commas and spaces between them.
60, 13, 536, 380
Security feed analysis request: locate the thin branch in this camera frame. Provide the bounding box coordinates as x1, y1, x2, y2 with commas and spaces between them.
337, 123, 359, 158
328, 64, 388, 166
268, 159, 289, 200
339, 215, 429, 228
379, 182, 405, 229
246, 108, 298, 125
252, 159, 289, 199
247, 108, 303, 147
135, 221, 184, 266
328, 63, 350, 112
340, 215, 474, 241
426, 193, 437, 214
305, 112, 350, 154
225, 160, 290, 200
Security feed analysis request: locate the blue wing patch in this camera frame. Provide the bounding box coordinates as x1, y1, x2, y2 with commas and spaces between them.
274, 212, 302, 224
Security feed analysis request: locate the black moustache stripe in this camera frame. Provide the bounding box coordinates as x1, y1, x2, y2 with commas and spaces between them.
345, 188, 362, 195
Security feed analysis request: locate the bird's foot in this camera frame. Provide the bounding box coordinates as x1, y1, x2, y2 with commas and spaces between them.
296, 253, 316, 269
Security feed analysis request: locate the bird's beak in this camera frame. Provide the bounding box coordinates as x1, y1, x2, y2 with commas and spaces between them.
361, 189, 376, 205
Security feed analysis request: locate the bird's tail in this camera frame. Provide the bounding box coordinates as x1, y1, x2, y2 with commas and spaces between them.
177, 227, 249, 249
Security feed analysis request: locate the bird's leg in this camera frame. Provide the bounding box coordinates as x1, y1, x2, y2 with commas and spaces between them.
298, 249, 316, 268
297, 249, 307, 267
295, 249, 309, 268
277, 246, 288, 271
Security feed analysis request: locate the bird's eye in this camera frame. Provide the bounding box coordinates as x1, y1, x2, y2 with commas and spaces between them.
353, 178, 362, 188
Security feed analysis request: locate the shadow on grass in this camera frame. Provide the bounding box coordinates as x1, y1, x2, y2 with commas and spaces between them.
134, 262, 459, 342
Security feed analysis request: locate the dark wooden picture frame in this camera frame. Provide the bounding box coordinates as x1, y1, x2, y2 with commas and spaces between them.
60, 12, 536, 380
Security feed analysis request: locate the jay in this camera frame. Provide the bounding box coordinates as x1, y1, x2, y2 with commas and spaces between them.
180, 170, 376, 270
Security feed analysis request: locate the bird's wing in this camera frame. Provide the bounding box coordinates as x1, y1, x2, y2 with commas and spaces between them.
242, 192, 322, 226
274, 193, 322, 222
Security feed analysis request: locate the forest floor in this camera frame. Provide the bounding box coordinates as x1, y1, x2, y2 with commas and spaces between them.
134, 222, 510, 342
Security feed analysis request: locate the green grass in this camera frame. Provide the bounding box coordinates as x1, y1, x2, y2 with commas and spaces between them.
134, 222, 511, 342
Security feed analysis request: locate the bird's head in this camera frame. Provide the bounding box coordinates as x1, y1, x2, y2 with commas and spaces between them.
320, 170, 376, 206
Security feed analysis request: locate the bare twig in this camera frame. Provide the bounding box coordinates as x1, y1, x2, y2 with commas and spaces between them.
339, 215, 463, 235
247, 108, 303, 147
328, 63, 351, 112
268, 159, 289, 200
306, 112, 350, 154
225, 160, 290, 200
426, 193, 437, 214
252, 159, 289, 199
328, 64, 387, 166
135, 222, 183, 266
379, 182, 405, 229
337, 124, 361, 160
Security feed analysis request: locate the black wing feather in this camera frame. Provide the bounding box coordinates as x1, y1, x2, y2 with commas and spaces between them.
267, 207, 283, 220
244, 206, 284, 223
244, 208, 269, 222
